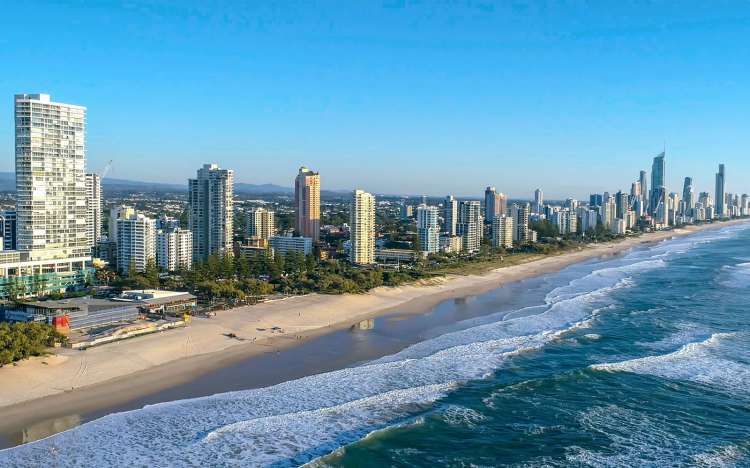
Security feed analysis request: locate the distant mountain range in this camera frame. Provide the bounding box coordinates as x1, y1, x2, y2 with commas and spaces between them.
0, 172, 294, 195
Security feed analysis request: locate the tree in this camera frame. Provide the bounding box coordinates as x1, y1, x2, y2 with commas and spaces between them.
0, 322, 69, 366
144, 258, 160, 288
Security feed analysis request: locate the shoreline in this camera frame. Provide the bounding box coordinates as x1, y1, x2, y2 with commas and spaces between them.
0, 220, 747, 446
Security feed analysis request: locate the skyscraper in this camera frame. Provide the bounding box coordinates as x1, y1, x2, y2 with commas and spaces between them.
491, 215, 514, 249
416, 205, 439, 255
511, 203, 531, 243
350, 190, 375, 265
484, 187, 498, 223
14, 93, 89, 260
157, 227, 193, 272
615, 191, 629, 219
109, 205, 135, 244
188, 163, 234, 262
444, 195, 458, 235
650, 152, 667, 225
682, 177, 695, 213
85, 173, 102, 247
116, 212, 156, 273
715, 164, 726, 218
639, 170, 649, 210
457, 201, 482, 253
247, 207, 276, 240
534, 188, 544, 214
294, 166, 320, 242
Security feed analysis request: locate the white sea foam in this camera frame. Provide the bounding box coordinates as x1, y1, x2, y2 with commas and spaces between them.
1, 275, 627, 467
441, 405, 486, 428
591, 333, 750, 393
692, 442, 750, 467
566, 405, 724, 467
719, 262, 750, 288
4, 228, 736, 467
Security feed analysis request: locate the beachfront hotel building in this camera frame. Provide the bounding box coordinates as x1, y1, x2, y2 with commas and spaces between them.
116, 212, 156, 273
511, 203, 531, 243
491, 215, 514, 249
0, 94, 94, 299
350, 190, 375, 265
294, 166, 320, 242
416, 204, 439, 255
457, 200, 482, 253
14, 94, 90, 260
157, 227, 193, 272
247, 207, 275, 240
270, 235, 313, 257
85, 173, 102, 247
188, 163, 234, 262
109, 205, 135, 247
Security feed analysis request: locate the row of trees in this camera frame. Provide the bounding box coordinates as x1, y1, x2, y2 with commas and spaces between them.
0, 322, 68, 366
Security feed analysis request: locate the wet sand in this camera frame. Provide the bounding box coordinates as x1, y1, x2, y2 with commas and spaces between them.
0, 220, 746, 448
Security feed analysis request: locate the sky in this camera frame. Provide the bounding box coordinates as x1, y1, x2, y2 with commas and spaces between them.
0, 1, 749, 199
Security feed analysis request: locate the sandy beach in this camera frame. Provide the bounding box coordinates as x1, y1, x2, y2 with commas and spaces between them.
0, 220, 746, 446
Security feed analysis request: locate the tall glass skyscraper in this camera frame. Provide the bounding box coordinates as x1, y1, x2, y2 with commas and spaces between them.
682, 177, 695, 212
650, 152, 666, 221
715, 164, 726, 218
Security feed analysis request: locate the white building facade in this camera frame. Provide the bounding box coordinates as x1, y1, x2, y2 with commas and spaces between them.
157, 228, 193, 272
116, 213, 156, 274
416, 204, 439, 255
14, 93, 89, 260
350, 190, 376, 265
189, 164, 234, 262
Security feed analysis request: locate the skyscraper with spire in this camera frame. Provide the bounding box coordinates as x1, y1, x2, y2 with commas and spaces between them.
650, 152, 667, 225
715, 164, 726, 218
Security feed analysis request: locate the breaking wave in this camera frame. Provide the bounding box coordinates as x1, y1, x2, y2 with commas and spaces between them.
719, 262, 750, 289
591, 333, 750, 394
0, 260, 643, 467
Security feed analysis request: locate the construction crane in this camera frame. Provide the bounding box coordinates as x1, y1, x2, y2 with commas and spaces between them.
99, 159, 113, 178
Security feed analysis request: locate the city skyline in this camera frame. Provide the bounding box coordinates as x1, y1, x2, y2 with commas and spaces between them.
1, 2, 749, 198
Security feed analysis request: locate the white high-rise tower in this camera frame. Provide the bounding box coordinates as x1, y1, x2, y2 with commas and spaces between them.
350, 190, 375, 265
85, 173, 102, 247
188, 163, 234, 262
14, 93, 89, 260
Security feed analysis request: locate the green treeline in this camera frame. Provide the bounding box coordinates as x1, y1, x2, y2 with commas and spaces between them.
0, 322, 69, 366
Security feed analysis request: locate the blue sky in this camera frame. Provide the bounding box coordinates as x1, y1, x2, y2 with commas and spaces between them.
1, 1, 748, 198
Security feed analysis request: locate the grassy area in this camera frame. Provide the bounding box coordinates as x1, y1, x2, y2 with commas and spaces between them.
431, 252, 552, 276
427, 240, 598, 276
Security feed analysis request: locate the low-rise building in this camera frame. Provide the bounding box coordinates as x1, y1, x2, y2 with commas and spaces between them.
439, 235, 463, 253
0, 253, 94, 300
270, 235, 313, 256
375, 248, 417, 264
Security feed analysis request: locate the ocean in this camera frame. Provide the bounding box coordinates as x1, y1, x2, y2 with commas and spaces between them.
2, 223, 749, 467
